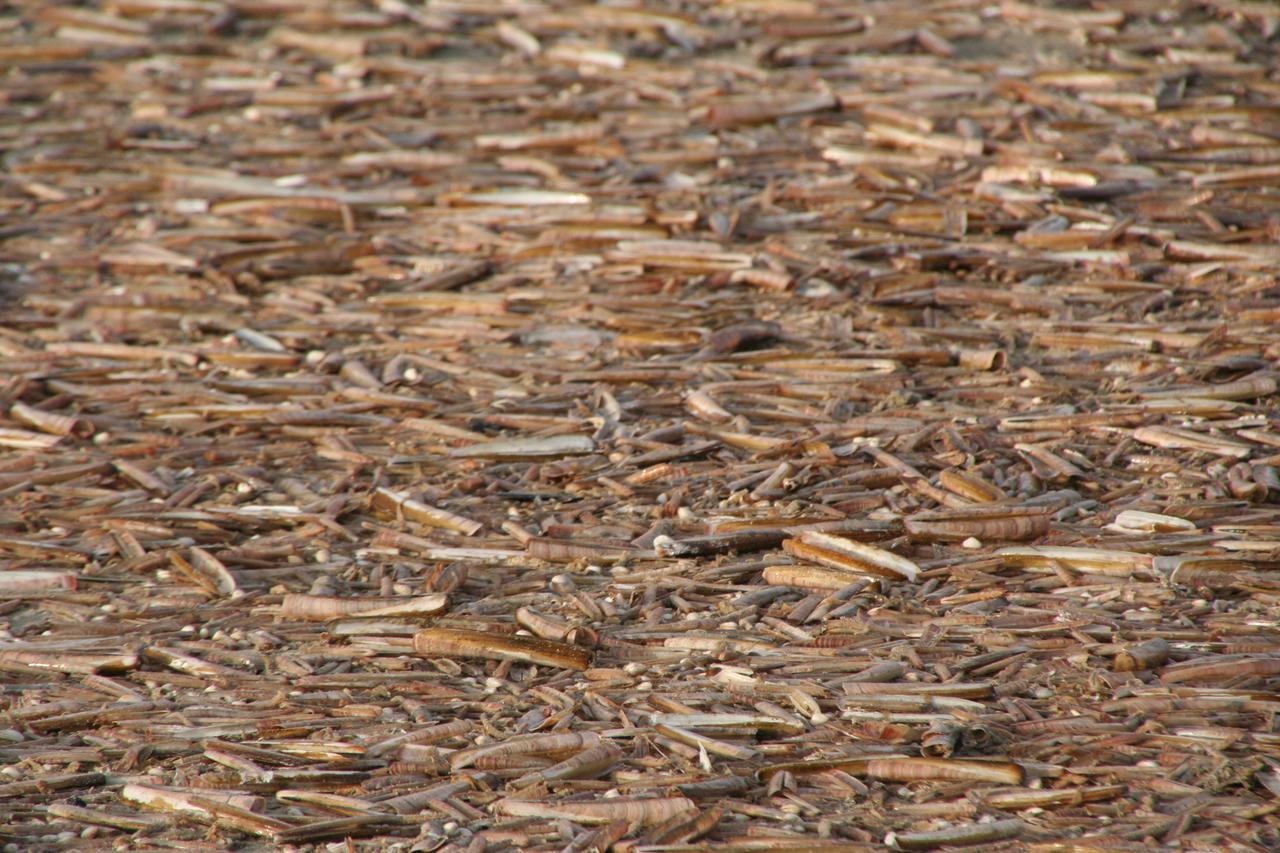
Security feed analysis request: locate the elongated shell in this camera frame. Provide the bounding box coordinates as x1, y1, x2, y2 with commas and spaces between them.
887, 818, 1023, 850
9, 401, 94, 437
763, 565, 869, 591
0, 650, 137, 675
449, 434, 596, 460
783, 531, 919, 582
371, 487, 482, 536
492, 796, 695, 826
868, 757, 1022, 784
996, 546, 1151, 576
413, 627, 592, 670
1132, 425, 1252, 458
0, 571, 77, 594
1106, 510, 1196, 533
510, 741, 623, 788
452, 731, 600, 771
280, 593, 447, 621
938, 468, 1006, 502
904, 506, 1049, 543
649, 713, 805, 737
757, 754, 910, 781
1159, 654, 1280, 684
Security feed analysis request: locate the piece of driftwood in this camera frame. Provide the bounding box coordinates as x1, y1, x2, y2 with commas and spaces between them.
1, 1, 1280, 850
